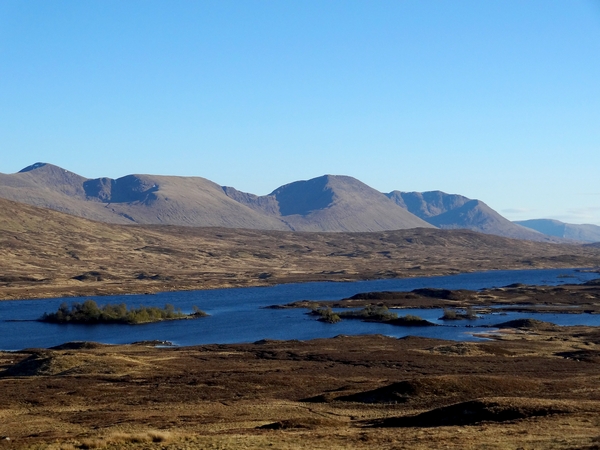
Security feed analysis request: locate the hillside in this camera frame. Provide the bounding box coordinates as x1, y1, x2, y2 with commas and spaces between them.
225, 175, 433, 231
516, 219, 600, 243
1, 197, 600, 300
387, 190, 559, 242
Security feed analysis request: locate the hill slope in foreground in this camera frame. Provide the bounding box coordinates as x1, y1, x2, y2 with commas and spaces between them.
1, 198, 599, 300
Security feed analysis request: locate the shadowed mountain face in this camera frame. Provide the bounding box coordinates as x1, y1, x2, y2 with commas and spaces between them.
387, 191, 559, 242
268, 175, 433, 232
225, 175, 434, 231
387, 191, 470, 219
516, 219, 600, 243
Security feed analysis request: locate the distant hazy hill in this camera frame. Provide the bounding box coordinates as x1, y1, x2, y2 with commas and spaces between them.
386, 190, 558, 242
515, 219, 600, 243
386, 191, 471, 219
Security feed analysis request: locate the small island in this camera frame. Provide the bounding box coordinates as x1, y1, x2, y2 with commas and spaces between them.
439, 306, 479, 321
40, 300, 208, 325
309, 305, 435, 326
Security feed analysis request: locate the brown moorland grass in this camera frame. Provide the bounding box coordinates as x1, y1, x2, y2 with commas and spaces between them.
1, 327, 600, 449
1, 197, 600, 300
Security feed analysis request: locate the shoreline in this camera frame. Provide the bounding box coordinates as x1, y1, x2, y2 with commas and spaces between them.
1, 265, 598, 302
268, 276, 600, 317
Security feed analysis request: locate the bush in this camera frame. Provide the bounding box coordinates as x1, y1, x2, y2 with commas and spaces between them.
440, 307, 478, 321
441, 308, 458, 320
310, 307, 342, 323
338, 305, 398, 321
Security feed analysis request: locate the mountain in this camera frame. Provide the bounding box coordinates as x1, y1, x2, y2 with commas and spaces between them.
0, 163, 290, 229
0, 164, 431, 232
386, 191, 559, 242
515, 219, 600, 243
225, 175, 433, 232
0, 163, 573, 241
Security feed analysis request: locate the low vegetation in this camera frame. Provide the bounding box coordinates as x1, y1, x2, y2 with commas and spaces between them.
40, 300, 207, 325
338, 304, 398, 321
309, 304, 433, 326
309, 306, 342, 323
440, 306, 478, 321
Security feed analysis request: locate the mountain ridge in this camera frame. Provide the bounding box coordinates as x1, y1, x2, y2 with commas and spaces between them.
0, 163, 569, 241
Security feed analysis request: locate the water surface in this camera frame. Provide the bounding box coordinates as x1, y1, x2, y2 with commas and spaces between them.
0, 268, 598, 350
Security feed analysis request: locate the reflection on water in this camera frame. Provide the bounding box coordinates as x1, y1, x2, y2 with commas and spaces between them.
0, 268, 598, 350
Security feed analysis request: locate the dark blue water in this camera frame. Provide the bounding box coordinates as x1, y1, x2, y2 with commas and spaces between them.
0, 268, 598, 351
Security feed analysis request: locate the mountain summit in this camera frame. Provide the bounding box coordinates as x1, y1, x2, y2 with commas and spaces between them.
266, 175, 433, 231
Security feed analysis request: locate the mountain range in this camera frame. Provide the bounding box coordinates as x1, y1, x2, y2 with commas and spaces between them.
0, 162, 590, 242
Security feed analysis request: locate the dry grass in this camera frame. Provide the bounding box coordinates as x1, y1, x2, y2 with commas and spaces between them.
2, 329, 600, 449
1, 197, 600, 301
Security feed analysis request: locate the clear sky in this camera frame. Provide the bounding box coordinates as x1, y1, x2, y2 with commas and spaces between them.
1, 1, 599, 224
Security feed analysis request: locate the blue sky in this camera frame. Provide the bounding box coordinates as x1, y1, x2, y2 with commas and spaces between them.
1, 1, 599, 224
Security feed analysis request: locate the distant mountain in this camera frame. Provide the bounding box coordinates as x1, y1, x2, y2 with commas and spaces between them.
264, 175, 433, 232
515, 219, 600, 243
0, 164, 431, 232
0, 163, 289, 229
225, 175, 434, 231
387, 191, 559, 242
0, 163, 572, 241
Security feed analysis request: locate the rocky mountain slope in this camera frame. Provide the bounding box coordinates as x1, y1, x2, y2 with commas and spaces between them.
0, 163, 289, 229
226, 175, 432, 232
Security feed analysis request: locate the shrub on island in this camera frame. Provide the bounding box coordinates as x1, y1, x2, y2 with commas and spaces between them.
309, 304, 434, 326
309, 306, 342, 323
40, 300, 207, 325
440, 306, 478, 321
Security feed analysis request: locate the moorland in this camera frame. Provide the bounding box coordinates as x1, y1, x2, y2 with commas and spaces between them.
2, 194, 600, 448
2, 197, 600, 301
3, 321, 600, 449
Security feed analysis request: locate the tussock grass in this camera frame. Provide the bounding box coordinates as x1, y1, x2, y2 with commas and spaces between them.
78, 430, 173, 448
